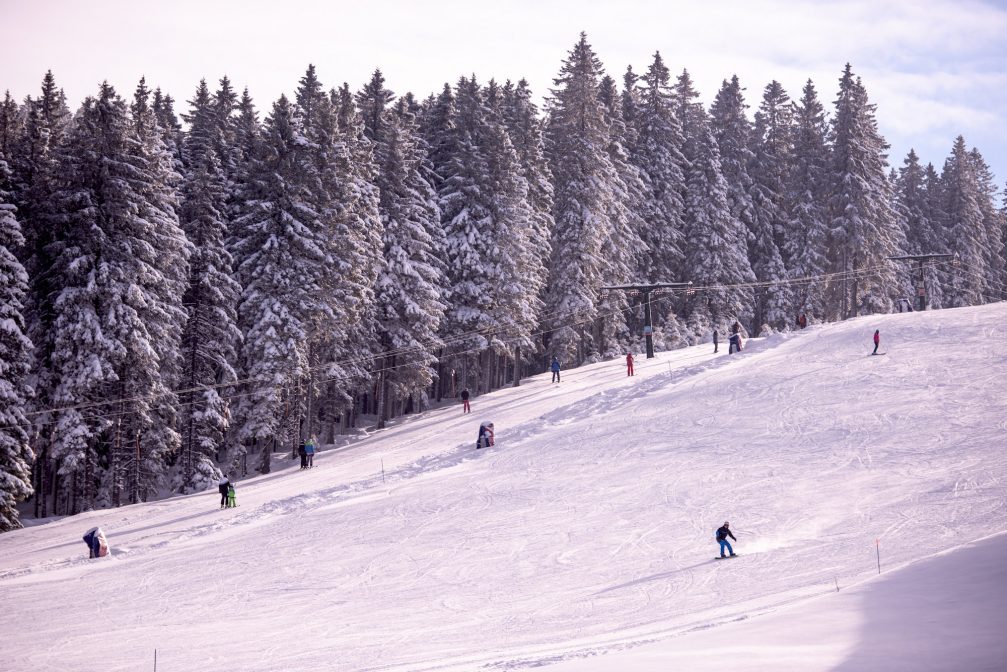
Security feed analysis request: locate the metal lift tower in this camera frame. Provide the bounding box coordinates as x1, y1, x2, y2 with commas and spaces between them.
602, 282, 694, 359
888, 254, 954, 311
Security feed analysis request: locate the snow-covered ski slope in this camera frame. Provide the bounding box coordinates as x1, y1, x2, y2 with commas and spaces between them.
2, 304, 1006, 672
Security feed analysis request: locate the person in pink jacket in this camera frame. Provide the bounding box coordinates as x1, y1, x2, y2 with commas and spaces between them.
872, 329, 880, 355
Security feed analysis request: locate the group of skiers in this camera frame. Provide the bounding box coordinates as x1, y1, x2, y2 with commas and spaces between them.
298, 437, 318, 469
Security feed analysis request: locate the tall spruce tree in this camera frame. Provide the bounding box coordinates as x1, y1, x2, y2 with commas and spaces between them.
897, 149, 946, 308
827, 65, 902, 318
783, 80, 831, 319
747, 81, 793, 331
544, 33, 628, 363
968, 148, 1005, 299
0, 153, 33, 531
682, 110, 757, 335
940, 136, 989, 306
176, 80, 242, 491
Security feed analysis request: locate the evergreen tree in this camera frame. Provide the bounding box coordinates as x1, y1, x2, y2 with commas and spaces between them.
783, 80, 831, 319
48, 82, 189, 509
633, 52, 686, 285
176, 80, 241, 492
0, 153, 33, 531
543, 33, 628, 363
747, 81, 793, 331
940, 136, 989, 306
827, 65, 903, 318
0, 92, 20, 159
897, 149, 946, 308
968, 147, 1005, 299
682, 112, 757, 334
231, 93, 331, 470
500, 78, 554, 376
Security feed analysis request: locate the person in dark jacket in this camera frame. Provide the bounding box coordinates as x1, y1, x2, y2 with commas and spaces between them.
476, 421, 495, 449
716, 522, 737, 557
218, 476, 230, 508
713, 329, 719, 353
298, 440, 307, 469
872, 329, 880, 355
460, 388, 471, 414
82, 527, 109, 558
550, 356, 561, 383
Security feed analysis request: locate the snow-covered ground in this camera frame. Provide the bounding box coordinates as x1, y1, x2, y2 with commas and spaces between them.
2, 304, 1006, 672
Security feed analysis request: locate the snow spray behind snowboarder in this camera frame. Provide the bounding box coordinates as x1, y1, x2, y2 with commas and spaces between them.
82, 527, 109, 558
476, 421, 495, 450
716, 522, 736, 557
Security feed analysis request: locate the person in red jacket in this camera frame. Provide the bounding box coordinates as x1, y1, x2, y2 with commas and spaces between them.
872, 329, 880, 355
626, 352, 634, 376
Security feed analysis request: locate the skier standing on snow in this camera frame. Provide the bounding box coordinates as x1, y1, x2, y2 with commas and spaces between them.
626, 352, 634, 376
218, 476, 230, 508
226, 482, 237, 508
298, 439, 308, 469
872, 329, 880, 355
476, 421, 495, 449
460, 388, 471, 414
713, 329, 719, 353
550, 356, 561, 383
716, 522, 737, 558
304, 436, 316, 468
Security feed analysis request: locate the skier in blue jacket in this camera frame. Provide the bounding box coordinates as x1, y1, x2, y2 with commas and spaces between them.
550, 356, 561, 383
716, 522, 737, 557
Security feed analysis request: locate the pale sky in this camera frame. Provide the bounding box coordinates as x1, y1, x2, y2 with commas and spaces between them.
2, 0, 1005, 187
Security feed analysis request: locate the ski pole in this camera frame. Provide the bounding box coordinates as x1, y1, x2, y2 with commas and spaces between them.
875, 538, 881, 574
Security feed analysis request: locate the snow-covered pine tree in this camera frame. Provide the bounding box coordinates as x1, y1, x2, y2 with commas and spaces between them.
128, 79, 191, 502
0, 92, 21, 160
11, 73, 70, 455
481, 79, 543, 384
371, 94, 446, 426
897, 149, 946, 308
633, 52, 686, 288
783, 80, 831, 320
921, 161, 951, 307
709, 75, 760, 327
326, 82, 383, 431
747, 81, 793, 332
0, 152, 34, 532
827, 65, 902, 318
597, 74, 648, 354
543, 33, 626, 364
500, 78, 553, 381
231, 92, 330, 471
940, 136, 989, 306
176, 80, 242, 492
48, 82, 189, 510
968, 148, 1005, 299
682, 108, 757, 335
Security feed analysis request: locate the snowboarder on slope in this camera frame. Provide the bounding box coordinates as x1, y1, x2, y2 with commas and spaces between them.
872, 329, 880, 355
716, 522, 737, 557
476, 421, 495, 449
218, 476, 230, 508
713, 329, 719, 353
460, 388, 471, 414
82, 527, 109, 558
550, 356, 561, 383
626, 352, 634, 376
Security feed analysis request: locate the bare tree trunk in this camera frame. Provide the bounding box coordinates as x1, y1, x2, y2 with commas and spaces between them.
512, 346, 522, 387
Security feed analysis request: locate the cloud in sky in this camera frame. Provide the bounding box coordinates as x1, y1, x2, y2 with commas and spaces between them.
1, 0, 1005, 182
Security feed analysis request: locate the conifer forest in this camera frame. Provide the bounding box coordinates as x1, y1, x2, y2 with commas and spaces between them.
1, 33, 1004, 531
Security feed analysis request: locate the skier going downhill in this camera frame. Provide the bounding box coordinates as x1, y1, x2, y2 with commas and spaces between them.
872, 329, 880, 355
716, 522, 737, 558
82, 527, 109, 558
